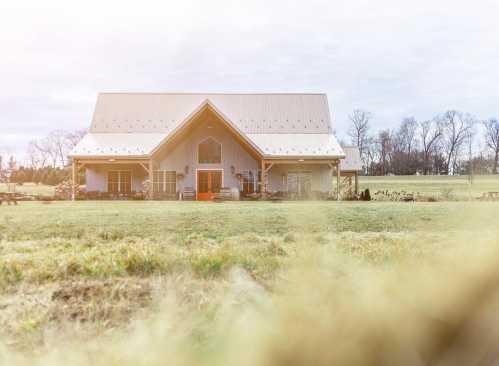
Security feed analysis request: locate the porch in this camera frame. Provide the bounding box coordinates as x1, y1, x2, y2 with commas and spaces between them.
71, 157, 350, 201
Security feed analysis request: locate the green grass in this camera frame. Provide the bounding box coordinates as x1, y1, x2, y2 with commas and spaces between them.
3, 175, 498, 200
0, 182, 55, 196
360, 174, 499, 198
0, 200, 498, 358
0, 201, 490, 242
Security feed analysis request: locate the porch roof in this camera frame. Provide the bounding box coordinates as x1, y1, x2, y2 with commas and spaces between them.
340, 146, 363, 171
70, 133, 166, 157
247, 133, 344, 158
70, 132, 345, 159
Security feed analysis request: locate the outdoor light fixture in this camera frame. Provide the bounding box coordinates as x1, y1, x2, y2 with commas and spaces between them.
231, 165, 236, 175
184, 165, 189, 174
298, 159, 305, 162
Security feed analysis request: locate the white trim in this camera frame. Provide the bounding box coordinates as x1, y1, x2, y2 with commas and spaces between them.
149, 100, 264, 157
195, 168, 224, 200
107, 170, 132, 193
153, 170, 177, 195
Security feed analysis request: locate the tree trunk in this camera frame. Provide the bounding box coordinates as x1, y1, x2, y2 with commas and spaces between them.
494, 150, 499, 174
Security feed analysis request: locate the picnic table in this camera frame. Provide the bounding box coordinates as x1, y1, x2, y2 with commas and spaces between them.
0, 192, 18, 205
480, 192, 499, 201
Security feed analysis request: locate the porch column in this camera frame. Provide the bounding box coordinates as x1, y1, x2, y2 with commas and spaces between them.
336, 160, 340, 201
260, 160, 266, 195
148, 159, 154, 200
71, 159, 77, 201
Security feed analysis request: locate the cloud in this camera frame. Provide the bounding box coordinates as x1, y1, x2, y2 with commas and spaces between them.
1, 0, 498, 157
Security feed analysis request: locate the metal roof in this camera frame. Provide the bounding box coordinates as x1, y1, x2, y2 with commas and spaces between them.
340, 146, 363, 171
70, 133, 166, 157
71, 93, 347, 159
90, 93, 332, 134
247, 134, 344, 158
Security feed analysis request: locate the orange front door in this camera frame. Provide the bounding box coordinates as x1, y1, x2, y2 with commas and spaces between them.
197, 170, 222, 201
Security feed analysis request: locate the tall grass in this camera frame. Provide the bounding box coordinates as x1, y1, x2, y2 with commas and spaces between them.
2, 233, 499, 365
1, 202, 498, 364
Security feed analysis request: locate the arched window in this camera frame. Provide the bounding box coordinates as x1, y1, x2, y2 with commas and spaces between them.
198, 138, 222, 164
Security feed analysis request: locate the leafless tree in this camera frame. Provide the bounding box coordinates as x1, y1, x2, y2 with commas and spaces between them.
0, 155, 4, 183
373, 129, 393, 176
483, 118, 499, 174
65, 129, 87, 151
439, 111, 475, 175
27, 129, 87, 168
392, 117, 419, 174
396, 117, 418, 155
420, 119, 443, 175
347, 109, 372, 165
27, 140, 49, 169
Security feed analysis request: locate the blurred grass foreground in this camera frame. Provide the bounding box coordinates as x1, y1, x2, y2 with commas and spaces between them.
1, 201, 499, 365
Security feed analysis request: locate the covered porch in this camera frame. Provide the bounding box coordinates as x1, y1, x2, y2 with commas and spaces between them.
71, 157, 346, 201
71, 158, 152, 200
260, 158, 342, 200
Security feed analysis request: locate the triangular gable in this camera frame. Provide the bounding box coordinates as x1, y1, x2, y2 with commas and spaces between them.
150, 99, 264, 159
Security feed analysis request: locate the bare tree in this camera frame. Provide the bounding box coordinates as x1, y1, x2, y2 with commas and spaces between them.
483, 118, 499, 174
439, 111, 475, 175
65, 129, 87, 151
392, 117, 419, 174
26, 129, 87, 168
347, 109, 372, 166
47, 130, 71, 167
0, 154, 4, 183
370, 129, 394, 176
397, 117, 418, 155
420, 119, 443, 175
27, 140, 49, 169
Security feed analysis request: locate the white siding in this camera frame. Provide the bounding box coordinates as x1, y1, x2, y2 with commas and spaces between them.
157, 121, 259, 191
267, 164, 333, 193
85, 164, 146, 192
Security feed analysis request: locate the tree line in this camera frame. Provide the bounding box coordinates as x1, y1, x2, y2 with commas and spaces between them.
346, 110, 499, 176
0, 129, 87, 185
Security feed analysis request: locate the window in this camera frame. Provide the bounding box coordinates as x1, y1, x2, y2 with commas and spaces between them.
108, 171, 132, 194
240, 170, 256, 194
287, 171, 312, 196
153, 171, 176, 195
198, 138, 221, 164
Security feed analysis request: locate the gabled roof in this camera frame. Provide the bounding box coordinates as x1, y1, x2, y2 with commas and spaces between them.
71, 93, 345, 160
90, 93, 332, 134
340, 146, 363, 171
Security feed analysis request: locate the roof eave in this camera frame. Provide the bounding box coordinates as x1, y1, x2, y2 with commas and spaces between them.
263, 154, 346, 160
69, 154, 150, 160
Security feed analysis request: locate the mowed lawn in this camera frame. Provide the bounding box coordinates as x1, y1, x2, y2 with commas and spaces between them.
2, 175, 498, 200
361, 174, 499, 198
0, 200, 498, 354
0, 182, 55, 196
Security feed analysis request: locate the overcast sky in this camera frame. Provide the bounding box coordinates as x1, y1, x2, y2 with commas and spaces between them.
1, 0, 498, 159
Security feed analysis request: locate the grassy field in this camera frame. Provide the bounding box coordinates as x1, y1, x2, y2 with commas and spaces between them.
0, 182, 55, 196
361, 174, 499, 198
1, 201, 499, 364
2, 175, 498, 201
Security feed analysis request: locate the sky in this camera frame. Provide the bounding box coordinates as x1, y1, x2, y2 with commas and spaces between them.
1, 0, 498, 160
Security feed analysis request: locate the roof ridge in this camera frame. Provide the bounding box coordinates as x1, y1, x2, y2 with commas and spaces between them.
98, 92, 327, 96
